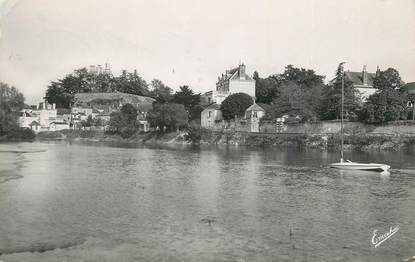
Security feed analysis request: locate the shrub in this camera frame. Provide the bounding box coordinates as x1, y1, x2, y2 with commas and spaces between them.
6, 128, 36, 141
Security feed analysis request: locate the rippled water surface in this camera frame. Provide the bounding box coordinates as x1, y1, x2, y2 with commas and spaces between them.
0, 141, 414, 261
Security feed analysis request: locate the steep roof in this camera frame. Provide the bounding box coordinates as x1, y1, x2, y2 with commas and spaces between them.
344, 71, 376, 87
401, 82, 415, 94
219, 65, 254, 82
245, 103, 265, 112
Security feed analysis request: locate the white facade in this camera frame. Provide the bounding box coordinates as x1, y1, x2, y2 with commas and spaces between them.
201, 64, 256, 106
229, 80, 255, 98
18, 101, 61, 133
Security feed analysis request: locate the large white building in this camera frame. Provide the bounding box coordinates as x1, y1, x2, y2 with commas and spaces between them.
201, 64, 256, 105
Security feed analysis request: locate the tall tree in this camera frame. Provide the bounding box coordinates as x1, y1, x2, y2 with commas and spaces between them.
282, 65, 325, 88
147, 103, 188, 131
0, 82, 25, 134
359, 88, 407, 123
109, 103, 138, 138
172, 85, 200, 110
319, 63, 361, 120
115, 70, 150, 96
373, 68, 402, 90
150, 79, 173, 103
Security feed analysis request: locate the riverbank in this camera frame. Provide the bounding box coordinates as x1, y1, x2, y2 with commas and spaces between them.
35, 129, 190, 145
33, 128, 415, 151
198, 130, 415, 151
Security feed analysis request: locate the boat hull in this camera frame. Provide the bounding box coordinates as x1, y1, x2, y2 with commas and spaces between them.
329, 162, 390, 172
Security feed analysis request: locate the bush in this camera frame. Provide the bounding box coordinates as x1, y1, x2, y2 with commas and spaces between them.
5, 128, 36, 141
220, 93, 253, 120
185, 122, 203, 142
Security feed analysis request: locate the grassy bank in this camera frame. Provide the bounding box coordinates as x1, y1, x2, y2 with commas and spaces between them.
197, 130, 415, 151
0, 128, 36, 142
34, 128, 415, 151
35, 129, 190, 145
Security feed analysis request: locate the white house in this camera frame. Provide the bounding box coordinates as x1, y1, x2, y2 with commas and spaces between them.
201, 64, 256, 105
18, 101, 59, 132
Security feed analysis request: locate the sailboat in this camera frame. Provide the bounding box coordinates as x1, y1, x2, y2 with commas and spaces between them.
329, 63, 390, 172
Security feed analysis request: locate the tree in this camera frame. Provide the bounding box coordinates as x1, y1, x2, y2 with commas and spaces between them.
220, 93, 253, 120
359, 88, 407, 123
0, 82, 25, 134
373, 68, 402, 90
45, 67, 150, 108
115, 70, 150, 96
254, 65, 325, 106
282, 65, 325, 88
147, 103, 188, 131
172, 85, 200, 110
265, 81, 320, 122
255, 74, 281, 104
319, 63, 361, 120
150, 79, 173, 103
109, 103, 138, 138
189, 104, 204, 122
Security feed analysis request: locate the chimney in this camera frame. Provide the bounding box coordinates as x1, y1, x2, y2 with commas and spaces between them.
53, 103, 56, 110
362, 65, 368, 86
239, 63, 246, 79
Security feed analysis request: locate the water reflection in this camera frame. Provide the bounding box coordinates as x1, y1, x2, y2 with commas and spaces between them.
0, 142, 414, 261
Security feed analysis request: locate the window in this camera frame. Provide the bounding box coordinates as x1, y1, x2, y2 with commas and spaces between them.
253, 112, 258, 118
208, 111, 212, 118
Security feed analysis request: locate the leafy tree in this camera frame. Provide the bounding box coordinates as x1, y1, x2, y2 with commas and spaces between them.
0, 82, 25, 134
45, 67, 149, 108
150, 79, 173, 103
359, 89, 407, 123
319, 63, 361, 120
189, 104, 204, 122
115, 70, 150, 96
373, 68, 402, 90
282, 65, 325, 88
255, 74, 281, 104
220, 93, 253, 120
0, 82, 34, 140
109, 103, 138, 138
254, 65, 325, 107
147, 103, 188, 131
265, 81, 320, 122
172, 85, 200, 110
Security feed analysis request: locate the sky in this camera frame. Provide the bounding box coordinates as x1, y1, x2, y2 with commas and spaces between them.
0, 0, 414, 104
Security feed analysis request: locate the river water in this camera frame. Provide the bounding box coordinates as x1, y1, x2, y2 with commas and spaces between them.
0, 141, 414, 261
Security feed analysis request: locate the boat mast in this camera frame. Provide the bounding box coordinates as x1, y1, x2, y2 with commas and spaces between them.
340, 63, 345, 163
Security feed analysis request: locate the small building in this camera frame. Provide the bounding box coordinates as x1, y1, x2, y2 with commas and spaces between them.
201, 103, 223, 128
245, 103, 266, 132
